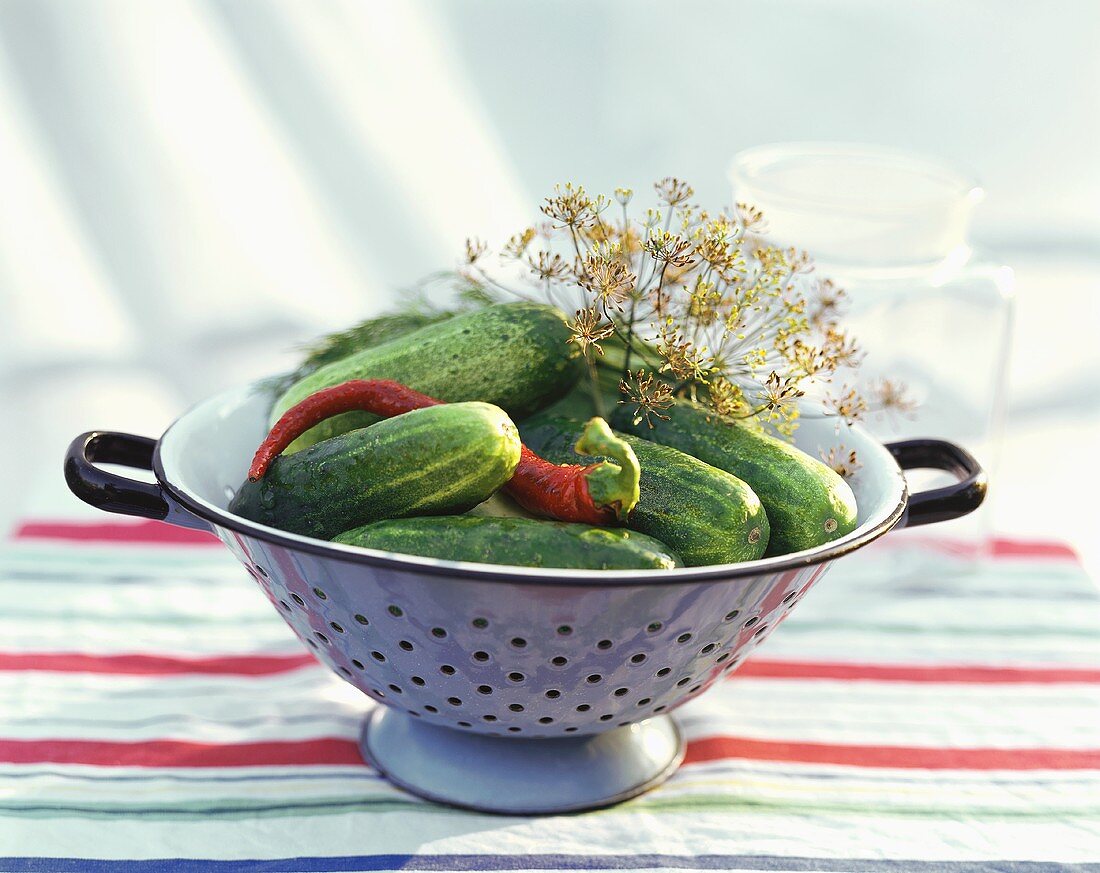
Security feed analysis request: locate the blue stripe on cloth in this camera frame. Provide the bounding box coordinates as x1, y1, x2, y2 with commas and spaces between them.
1, 856, 1099, 872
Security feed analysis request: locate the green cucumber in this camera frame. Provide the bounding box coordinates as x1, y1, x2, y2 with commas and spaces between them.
334, 516, 681, 570
272, 302, 580, 452
611, 399, 858, 556
520, 416, 769, 567
230, 402, 521, 540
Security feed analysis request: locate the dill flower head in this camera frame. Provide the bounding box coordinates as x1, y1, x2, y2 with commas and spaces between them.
459, 177, 906, 441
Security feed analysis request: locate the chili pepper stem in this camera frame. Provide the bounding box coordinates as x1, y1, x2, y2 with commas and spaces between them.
574, 418, 640, 520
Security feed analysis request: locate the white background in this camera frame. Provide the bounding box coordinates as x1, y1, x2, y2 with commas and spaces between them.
0, 1, 1097, 573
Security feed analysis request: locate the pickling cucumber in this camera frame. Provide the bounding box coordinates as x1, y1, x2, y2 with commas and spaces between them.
611, 400, 858, 556
230, 402, 521, 540
272, 302, 580, 452
520, 416, 769, 567
334, 516, 682, 570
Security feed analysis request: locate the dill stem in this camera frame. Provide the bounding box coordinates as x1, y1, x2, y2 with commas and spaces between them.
585, 351, 606, 419
472, 267, 526, 301
623, 295, 637, 377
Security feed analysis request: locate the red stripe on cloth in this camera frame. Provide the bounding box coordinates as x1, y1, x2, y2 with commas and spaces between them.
3, 651, 1096, 683
990, 537, 1079, 560
3, 734, 1097, 770
12, 520, 218, 546
0, 737, 362, 767
10, 520, 1081, 562
684, 736, 1100, 770
734, 659, 1100, 684
0, 652, 318, 675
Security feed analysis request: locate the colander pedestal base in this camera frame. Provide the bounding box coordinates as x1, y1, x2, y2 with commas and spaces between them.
360, 707, 684, 814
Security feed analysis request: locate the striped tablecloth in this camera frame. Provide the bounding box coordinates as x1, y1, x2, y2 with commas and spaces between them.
1, 518, 1098, 872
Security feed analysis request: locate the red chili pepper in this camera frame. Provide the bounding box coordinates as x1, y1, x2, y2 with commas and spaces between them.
249, 379, 640, 524
248, 380, 440, 481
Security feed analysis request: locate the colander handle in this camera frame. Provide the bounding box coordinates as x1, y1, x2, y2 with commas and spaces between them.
887, 438, 987, 527
64, 431, 213, 533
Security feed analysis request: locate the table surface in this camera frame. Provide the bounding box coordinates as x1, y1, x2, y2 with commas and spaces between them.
0, 507, 1097, 870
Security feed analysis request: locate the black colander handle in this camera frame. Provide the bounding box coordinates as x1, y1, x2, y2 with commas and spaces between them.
886, 438, 987, 528
64, 431, 212, 532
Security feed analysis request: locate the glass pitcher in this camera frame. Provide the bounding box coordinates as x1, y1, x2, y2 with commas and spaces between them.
731, 143, 1014, 571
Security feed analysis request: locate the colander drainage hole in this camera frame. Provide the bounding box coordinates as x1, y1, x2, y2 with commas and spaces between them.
654, 705, 667, 713
411, 676, 426, 686
472, 651, 490, 663
637, 697, 652, 706
754, 625, 769, 637
440, 664, 456, 675
312, 587, 327, 600
388, 605, 403, 617
599, 714, 614, 721
408, 710, 421, 717
508, 727, 522, 733
613, 687, 629, 697
338, 667, 352, 678
431, 627, 447, 638
586, 674, 602, 684
597, 639, 613, 650
306, 639, 318, 650
716, 652, 731, 663
551, 656, 568, 667
630, 653, 647, 664
457, 721, 472, 728
575, 704, 591, 712
743, 616, 760, 629
507, 672, 525, 683
482, 714, 497, 722
329, 622, 344, 634
689, 684, 702, 693
676, 633, 692, 644
618, 722, 630, 727
545, 689, 561, 699
255, 565, 268, 578
510, 637, 527, 649
564, 726, 579, 732
398, 640, 414, 652
370, 651, 386, 662
447, 697, 462, 706
724, 609, 740, 622
656, 667, 671, 677
314, 632, 329, 645
538, 717, 554, 724
646, 621, 663, 633
783, 591, 798, 603
277, 600, 290, 612
290, 593, 305, 606
354, 614, 369, 626
509, 704, 524, 712
424, 704, 438, 713
351, 659, 365, 670
372, 688, 385, 698
477, 685, 493, 695
388, 684, 403, 694
472, 617, 489, 629
700, 643, 717, 654
676, 677, 692, 687
557, 625, 573, 636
